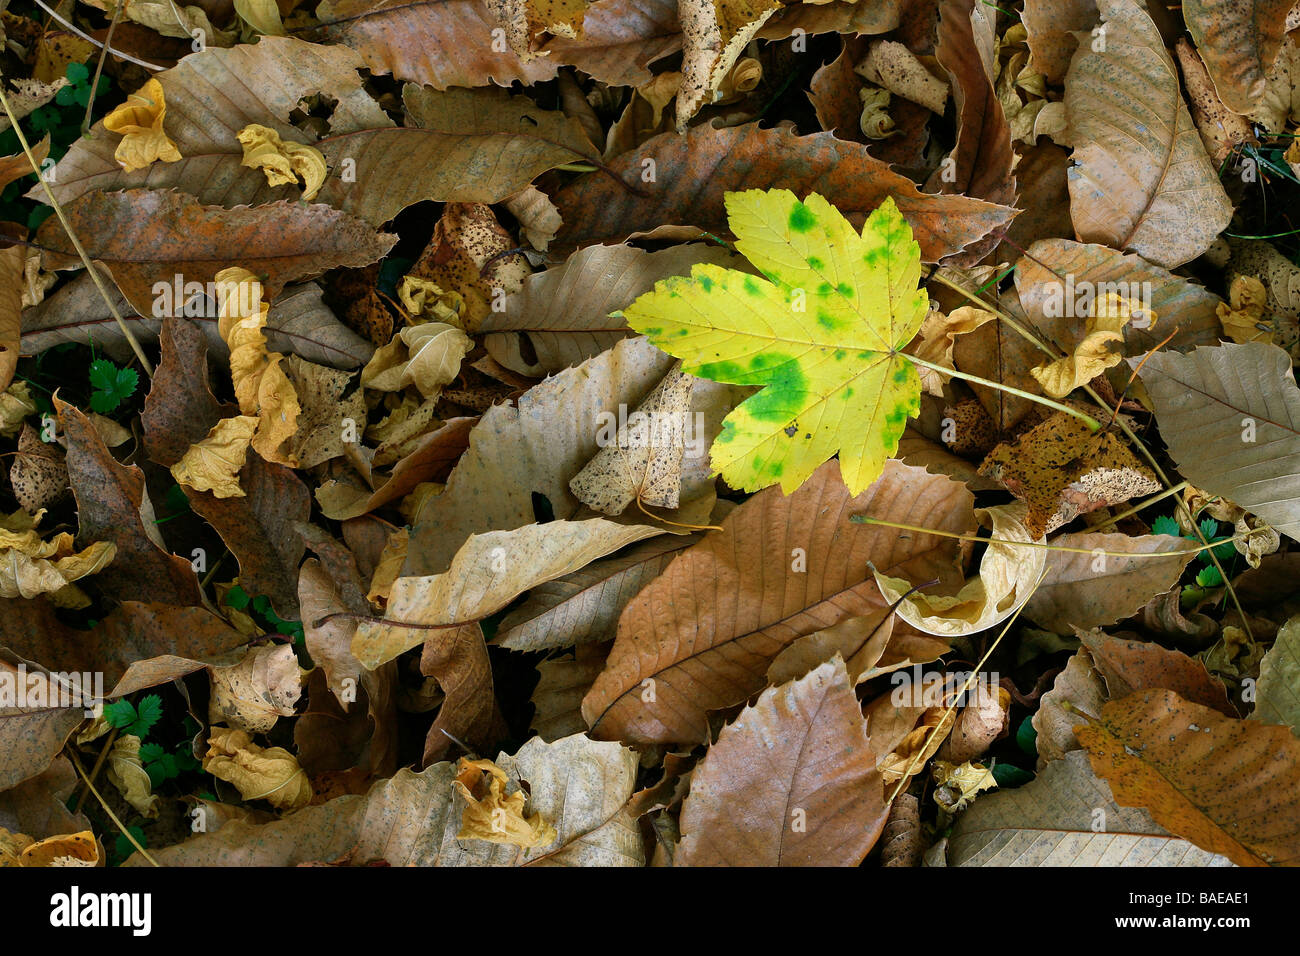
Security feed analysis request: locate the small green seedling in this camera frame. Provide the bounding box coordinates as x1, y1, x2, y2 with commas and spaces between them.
103, 694, 163, 738
88, 358, 139, 414
139, 741, 201, 787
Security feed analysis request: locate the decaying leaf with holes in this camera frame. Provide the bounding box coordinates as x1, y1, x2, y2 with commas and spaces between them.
209, 644, 303, 734
979, 412, 1160, 537
569, 364, 693, 516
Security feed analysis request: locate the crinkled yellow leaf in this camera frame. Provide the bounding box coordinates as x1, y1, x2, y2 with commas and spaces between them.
106, 734, 161, 819
216, 267, 301, 465
203, 727, 312, 810
236, 123, 326, 201
0, 381, 37, 438
360, 322, 471, 398
876, 707, 955, 786
873, 502, 1046, 637
622, 190, 928, 495
398, 276, 467, 326
907, 305, 998, 396
0, 507, 38, 533
454, 757, 557, 848
103, 78, 181, 173
1217, 275, 1273, 344
0, 525, 115, 606
171, 415, 258, 498
859, 86, 895, 140
1029, 292, 1156, 398
932, 759, 997, 812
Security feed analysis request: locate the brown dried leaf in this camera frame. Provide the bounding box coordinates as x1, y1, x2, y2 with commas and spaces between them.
478, 243, 746, 376
35, 190, 395, 318
356, 518, 664, 669
1023, 532, 1195, 634
1078, 628, 1235, 715
949, 750, 1231, 866
495, 535, 692, 651
186, 451, 311, 619
142, 316, 232, 467
58, 399, 202, 606
0, 654, 86, 790
1022, 0, 1098, 84
1061, 0, 1232, 268
1033, 649, 1107, 766
676, 658, 888, 866
402, 337, 729, 578
1182, 0, 1295, 114
552, 123, 1016, 262
582, 460, 974, 745
1077, 688, 1300, 866
530, 643, 611, 741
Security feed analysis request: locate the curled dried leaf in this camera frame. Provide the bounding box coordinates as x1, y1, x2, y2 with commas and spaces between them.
170, 416, 258, 499
203, 727, 312, 811
237, 123, 327, 201
103, 78, 181, 172
453, 757, 557, 848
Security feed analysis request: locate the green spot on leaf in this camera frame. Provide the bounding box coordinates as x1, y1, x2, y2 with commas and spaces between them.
788, 202, 816, 233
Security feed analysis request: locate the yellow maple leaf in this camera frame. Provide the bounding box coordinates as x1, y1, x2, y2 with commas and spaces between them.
622, 190, 928, 495
103, 78, 181, 172
236, 124, 326, 201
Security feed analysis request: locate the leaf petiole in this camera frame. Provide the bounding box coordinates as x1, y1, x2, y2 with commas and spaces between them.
852, 513, 1273, 558
903, 353, 1103, 430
